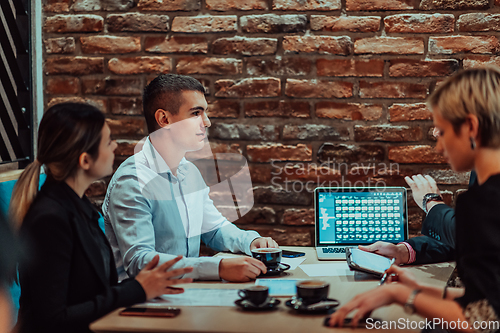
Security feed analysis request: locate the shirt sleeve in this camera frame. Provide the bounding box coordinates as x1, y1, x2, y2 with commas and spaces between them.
105, 174, 224, 280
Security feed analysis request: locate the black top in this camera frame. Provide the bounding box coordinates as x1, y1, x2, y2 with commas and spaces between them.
18, 180, 146, 333
454, 173, 500, 316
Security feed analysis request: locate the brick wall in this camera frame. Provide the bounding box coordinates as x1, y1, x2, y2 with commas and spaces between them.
42, 0, 493, 246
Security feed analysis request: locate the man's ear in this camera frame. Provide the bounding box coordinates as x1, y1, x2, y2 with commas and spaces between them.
155, 109, 172, 129
79, 152, 91, 171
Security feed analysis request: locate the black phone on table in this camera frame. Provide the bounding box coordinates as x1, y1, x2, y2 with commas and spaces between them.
120, 307, 181, 318
282, 249, 305, 258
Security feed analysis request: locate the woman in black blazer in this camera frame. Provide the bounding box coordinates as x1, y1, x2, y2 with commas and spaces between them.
11, 103, 193, 333
328, 67, 500, 329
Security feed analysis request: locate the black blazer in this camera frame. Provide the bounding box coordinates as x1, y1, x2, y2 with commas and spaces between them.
405, 171, 477, 264
18, 180, 145, 333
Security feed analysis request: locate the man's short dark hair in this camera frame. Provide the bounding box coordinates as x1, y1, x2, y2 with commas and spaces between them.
143, 74, 205, 134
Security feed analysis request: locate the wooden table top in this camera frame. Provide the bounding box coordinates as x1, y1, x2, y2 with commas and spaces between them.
90, 246, 455, 333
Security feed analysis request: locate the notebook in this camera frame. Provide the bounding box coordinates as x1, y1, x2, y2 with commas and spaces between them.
314, 187, 408, 260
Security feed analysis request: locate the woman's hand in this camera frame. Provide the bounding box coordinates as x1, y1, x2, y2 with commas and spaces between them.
327, 284, 407, 328
135, 255, 193, 300
385, 265, 420, 290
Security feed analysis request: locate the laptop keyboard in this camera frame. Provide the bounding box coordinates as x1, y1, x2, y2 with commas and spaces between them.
322, 248, 346, 254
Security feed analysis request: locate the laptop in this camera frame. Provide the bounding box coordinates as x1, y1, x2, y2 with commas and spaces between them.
314, 187, 408, 260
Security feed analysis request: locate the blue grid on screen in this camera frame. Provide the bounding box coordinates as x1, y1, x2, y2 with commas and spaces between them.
317, 190, 406, 245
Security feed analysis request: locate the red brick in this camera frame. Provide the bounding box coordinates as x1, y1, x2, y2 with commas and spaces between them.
497, 0, 500, 6
47, 97, 106, 111
285, 79, 353, 98
106, 13, 169, 32
176, 57, 242, 75
45, 57, 104, 75
46, 77, 79, 95
346, 0, 414, 11
311, 15, 380, 32
354, 37, 424, 55
318, 143, 385, 164
273, 0, 341, 10
247, 144, 312, 163
282, 209, 314, 226
109, 98, 142, 116
389, 103, 432, 122
72, 0, 134, 11
419, 0, 489, 10
458, 13, 500, 32
45, 37, 75, 54
283, 36, 351, 55
145, 36, 207, 54
233, 207, 276, 225
245, 101, 310, 118
389, 59, 459, 77
316, 102, 382, 121
214, 78, 280, 98
354, 125, 422, 142
359, 81, 428, 99
241, 14, 306, 33
388, 145, 446, 164
85, 180, 106, 197
213, 37, 277, 56
115, 139, 139, 156
81, 78, 142, 95
80, 36, 140, 54
282, 124, 349, 141
385, 14, 454, 33
246, 58, 311, 76
107, 118, 146, 137
249, 226, 312, 246
171, 15, 237, 33
44, 14, 103, 33
422, 168, 471, 185
463, 55, 500, 69
137, 0, 200, 11
429, 36, 499, 55
207, 100, 239, 118
249, 165, 273, 183
210, 124, 278, 141
108, 57, 171, 75
44, 0, 70, 12
317, 59, 383, 77
254, 186, 312, 206
272, 163, 341, 184
207, 0, 268, 10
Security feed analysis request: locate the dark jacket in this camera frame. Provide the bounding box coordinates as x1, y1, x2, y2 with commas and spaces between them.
18, 180, 145, 333
405, 171, 477, 264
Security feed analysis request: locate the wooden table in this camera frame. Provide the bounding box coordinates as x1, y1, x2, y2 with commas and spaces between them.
90, 247, 455, 333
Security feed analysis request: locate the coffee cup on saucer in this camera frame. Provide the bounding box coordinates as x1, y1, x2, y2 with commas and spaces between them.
296, 280, 330, 305
238, 285, 269, 306
251, 248, 282, 269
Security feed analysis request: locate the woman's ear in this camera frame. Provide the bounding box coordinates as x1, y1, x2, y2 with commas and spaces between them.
79, 152, 91, 171
465, 114, 480, 140
155, 109, 172, 129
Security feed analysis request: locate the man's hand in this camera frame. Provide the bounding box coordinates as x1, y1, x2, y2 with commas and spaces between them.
358, 241, 409, 265
219, 257, 267, 282
404, 174, 442, 211
250, 237, 279, 250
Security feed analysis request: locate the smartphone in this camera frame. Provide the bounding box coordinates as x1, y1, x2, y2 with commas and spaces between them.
282, 250, 305, 258
120, 307, 181, 318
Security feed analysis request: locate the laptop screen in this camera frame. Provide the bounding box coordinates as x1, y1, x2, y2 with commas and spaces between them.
315, 187, 408, 246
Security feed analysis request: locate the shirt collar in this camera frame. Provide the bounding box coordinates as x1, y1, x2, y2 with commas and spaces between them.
143, 137, 189, 182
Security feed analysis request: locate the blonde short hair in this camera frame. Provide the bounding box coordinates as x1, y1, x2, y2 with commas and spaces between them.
428, 66, 500, 148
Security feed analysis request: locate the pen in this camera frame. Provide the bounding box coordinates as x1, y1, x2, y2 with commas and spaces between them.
379, 258, 395, 286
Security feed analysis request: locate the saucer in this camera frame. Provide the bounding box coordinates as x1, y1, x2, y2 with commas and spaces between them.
285, 297, 339, 314
259, 263, 291, 277
235, 297, 281, 311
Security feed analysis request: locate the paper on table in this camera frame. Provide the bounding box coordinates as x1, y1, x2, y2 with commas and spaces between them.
255, 279, 302, 296
299, 262, 353, 277
144, 289, 239, 307
281, 257, 306, 270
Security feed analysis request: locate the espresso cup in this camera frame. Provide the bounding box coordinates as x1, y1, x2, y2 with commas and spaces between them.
238, 285, 269, 306
251, 248, 282, 269
296, 280, 330, 305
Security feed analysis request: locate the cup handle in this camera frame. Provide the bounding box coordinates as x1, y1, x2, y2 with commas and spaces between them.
238, 290, 247, 299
